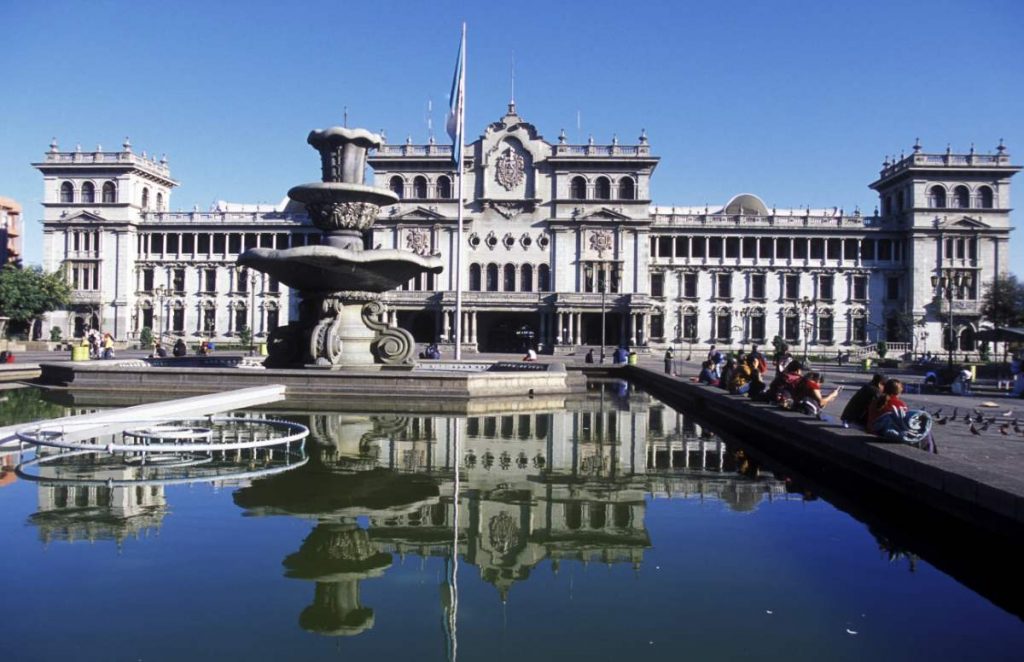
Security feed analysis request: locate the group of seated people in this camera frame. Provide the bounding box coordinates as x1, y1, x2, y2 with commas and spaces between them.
840, 374, 935, 449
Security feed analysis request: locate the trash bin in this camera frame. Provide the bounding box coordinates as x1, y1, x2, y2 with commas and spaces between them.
71, 345, 90, 361
259, 343, 268, 356
862, 358, 872, 372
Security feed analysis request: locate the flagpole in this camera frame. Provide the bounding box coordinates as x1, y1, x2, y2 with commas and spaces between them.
454, 23, 466, 361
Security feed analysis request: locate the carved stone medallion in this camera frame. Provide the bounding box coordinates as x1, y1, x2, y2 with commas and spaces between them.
495, 147, 525, 191
405, 228, 430, 255
589, 230, 613, 257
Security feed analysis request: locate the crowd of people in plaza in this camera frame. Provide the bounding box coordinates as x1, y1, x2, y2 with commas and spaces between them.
694, 342, 937, 449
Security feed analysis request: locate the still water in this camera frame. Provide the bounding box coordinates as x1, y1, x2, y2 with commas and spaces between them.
1, 384, 1022, 661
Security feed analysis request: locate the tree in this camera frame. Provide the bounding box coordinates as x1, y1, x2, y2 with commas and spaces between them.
981, 274, 1024, 328
0, 264, 71, 335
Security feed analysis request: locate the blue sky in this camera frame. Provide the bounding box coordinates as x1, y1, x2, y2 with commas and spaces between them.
2, 0, 1022, 271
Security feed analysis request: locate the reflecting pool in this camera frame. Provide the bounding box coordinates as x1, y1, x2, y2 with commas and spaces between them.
2, 383, 1023, 661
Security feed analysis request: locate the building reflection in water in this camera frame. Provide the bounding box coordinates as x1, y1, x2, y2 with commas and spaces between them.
231, 381, 792, 642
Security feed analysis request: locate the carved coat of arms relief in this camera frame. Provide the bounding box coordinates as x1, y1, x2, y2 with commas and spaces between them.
495, 146, 525, 191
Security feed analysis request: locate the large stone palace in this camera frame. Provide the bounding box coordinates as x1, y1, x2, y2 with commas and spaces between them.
37, 103, 1018, 356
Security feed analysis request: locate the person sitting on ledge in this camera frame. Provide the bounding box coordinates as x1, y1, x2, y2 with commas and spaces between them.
718, 357, 737, 391
794, 370, 842, 416
172, 338, 187, 357
767, 360, 804, 409
523, 347, 538, 362
729, 355, 756, 395
585, 348, 595, 364
698, 360, 719, 387
150, 342, 168, 359
840, 373, 885, 429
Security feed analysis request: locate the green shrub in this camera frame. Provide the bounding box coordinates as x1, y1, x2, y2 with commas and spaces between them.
49, 327, 62, 342
139, 327, 154, 347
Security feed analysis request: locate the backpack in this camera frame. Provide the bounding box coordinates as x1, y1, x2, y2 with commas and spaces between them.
756, 355, 768, 374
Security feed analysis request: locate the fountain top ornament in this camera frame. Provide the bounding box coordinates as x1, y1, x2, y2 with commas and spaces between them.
237, 125, 443, 367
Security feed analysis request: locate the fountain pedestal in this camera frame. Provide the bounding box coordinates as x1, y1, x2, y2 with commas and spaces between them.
238, 127, 443, 368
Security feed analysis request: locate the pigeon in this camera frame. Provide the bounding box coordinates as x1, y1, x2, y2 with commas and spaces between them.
979, 421, 991, 432
932, 408, 944, 418
1000, 424, 1010, 436
963, 411, 974, 423
969, 423, 981, 436
936, 415, 949, 425
1002, 410, 1014, 417
952, 407, 959, 421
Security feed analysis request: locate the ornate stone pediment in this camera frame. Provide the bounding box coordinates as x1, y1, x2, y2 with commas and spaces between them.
60, 210, 106, 223
936, 215, 990, 230
579, 207, 631, 222
392, 206, 446, 221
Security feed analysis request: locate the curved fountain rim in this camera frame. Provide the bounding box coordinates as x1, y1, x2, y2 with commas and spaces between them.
239, 245, 445, 269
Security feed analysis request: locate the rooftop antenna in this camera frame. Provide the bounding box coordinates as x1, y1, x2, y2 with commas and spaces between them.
427, 97, 434, 141
343, 106, 348, 128
510, 51, 515, 106
576, 110, 582, 144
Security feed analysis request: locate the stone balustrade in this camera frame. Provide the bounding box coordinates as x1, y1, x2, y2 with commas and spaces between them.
42, 150, 171, 176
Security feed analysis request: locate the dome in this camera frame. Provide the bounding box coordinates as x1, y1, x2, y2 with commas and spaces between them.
722, 193, 769, 216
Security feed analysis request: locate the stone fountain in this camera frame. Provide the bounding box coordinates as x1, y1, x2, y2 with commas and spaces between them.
239, 128, 443, 368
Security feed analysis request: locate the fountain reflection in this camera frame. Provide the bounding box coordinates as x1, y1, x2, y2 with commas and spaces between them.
229, 382, 790, 640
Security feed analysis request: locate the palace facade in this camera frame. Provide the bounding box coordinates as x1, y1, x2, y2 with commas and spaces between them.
37, 105, 1018, 357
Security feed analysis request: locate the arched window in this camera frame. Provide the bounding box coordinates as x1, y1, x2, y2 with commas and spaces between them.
503, 264, 516, 291
469, 264, 482, 291
595, 176, 611, 200
389, 176, 404, 199
60, 181, 74, 203
928, 185, 946, 208
437, 175, 452, 199
618, 177, 635, 200
156, 192, 164, 210
521, 264, 534, 292
570, 176, 587, 199
538, 264, 551, 292
979, 186, 994, 208
960, 326, 976, 351
486, 264, 499, 292
81, 181, 95, 203
413, 176, 428, 198
141, 187, 150, 209
954, 185, 969, 208
102, 181, 116, 203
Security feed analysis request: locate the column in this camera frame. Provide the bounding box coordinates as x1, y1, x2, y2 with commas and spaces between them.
442, 308, 451, 341
572, 312, 581, 346
470, 311, 478, 345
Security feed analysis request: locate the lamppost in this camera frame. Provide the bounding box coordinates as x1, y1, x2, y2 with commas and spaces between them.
584, 262, 610, 363
799, 296, 813, 363
931, 269, 973, 373
154, 285, 166, 345
249, 271, 258, 355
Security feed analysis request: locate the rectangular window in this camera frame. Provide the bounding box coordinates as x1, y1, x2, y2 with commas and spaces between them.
167, 233, 179, 254
235, 308, 248, 334
785, 274, 800, 300
267, 308, 279, 331
708, 237, 723, 258
683, 313, 698, 340
228, 234, 241, 254
172, 308, 184, 334
852, 316, 867, 343
649, 238, 657, 258
203, 308, 215, 335
794, 239, 808, 260
204, 268, 216, 292
968, 238, 977, 260
716, 273, 732, 299
142, 268, 154, 292
751, 315, 766, 341
198, 234, 210, 254
276, 233, 290, 249
683, 273, 698, 298
269, 277, 280, 294
182, 234, 194, 254
784, 315, 800, 342
151, 234, 164, 254
725, 237, 739, 258
844, 239, 858, 260
777, 239, 791, 259
244, 234, 258, 250
73, 232, 80, 252
827, 239, 841, 260
751, 274, 766, 299
657, 237, 672, 258
853, 275, 868, 301
172, 268, 185, 294
878, 239, 892, 261
886, 276, 900, 300
759, 238, 773, 259
651, 273, 664, 297
237, 271, 248, 292
214, 234, 226, 254
810, 238, 824, 260
692, 239, 706, 258
819, 315, 834, 343
675, 237, 689, 258
651, 314, 664, 339
143, 308, 153, 331
260, 233, 274, 248
956, 238, 965, 259
819, 275, 834, 301
716, 313, 732, 340
742, 237, 756, 259
860, 239, 875, 261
